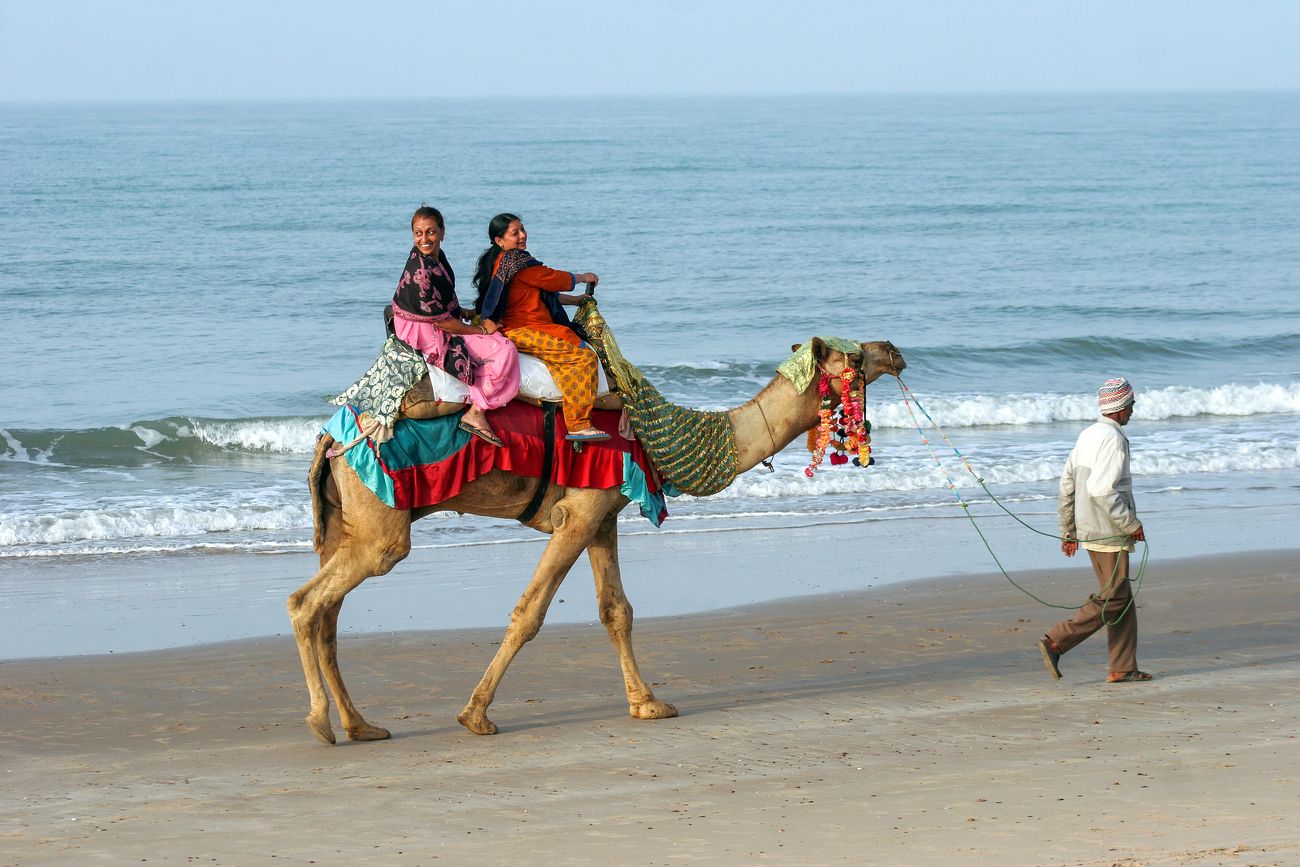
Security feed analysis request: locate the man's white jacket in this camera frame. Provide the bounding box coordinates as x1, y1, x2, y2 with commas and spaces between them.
1058, 416, 1141, 552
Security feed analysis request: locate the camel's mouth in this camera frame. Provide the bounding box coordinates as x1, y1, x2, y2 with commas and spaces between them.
888, 343, 907, 375
856, 341, 907, 382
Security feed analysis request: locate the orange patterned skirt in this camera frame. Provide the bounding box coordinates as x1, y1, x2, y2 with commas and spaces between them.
505, 327, 600, 432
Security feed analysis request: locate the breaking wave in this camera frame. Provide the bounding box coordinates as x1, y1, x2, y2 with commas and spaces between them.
1, 381, 1295, 468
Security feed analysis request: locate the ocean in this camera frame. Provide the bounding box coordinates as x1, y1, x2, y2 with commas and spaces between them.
2, 94, 1298, 654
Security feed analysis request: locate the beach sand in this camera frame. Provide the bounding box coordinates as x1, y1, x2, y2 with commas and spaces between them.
2, 549, 1296, 865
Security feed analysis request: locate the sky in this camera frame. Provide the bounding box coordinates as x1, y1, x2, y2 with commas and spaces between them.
1, 0, 1298, 102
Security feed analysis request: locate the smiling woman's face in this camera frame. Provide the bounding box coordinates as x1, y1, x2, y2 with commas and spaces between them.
494, 219, 527, 251
412, 215, 444, 258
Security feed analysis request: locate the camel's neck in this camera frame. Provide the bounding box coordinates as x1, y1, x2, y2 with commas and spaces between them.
727, 374, 821, 473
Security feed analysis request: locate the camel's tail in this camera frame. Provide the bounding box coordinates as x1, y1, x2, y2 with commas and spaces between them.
308, 433, 335, 553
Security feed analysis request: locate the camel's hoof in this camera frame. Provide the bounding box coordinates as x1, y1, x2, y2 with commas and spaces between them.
346, 722, 391, 742
630, 699, 678, 720
457, 706, 498, 735
307, 711, 336, 745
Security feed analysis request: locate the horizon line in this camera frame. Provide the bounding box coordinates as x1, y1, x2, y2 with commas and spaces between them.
3, 87, 1299, 106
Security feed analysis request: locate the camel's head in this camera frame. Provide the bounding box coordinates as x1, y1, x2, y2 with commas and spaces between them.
796, 338, 907, 402
853, 340, 907, 384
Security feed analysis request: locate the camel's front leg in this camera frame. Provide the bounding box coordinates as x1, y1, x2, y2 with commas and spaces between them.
587, 512, 677, 721
457, 501, 598, 735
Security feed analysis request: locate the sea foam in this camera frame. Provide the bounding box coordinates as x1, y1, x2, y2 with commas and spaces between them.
0, 501, 311, 548
873, 381, 1300, 429
183, 417, 326, 453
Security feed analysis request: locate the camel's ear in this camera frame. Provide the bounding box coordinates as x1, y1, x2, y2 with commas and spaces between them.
847, 351, 863, 370
810, 336, 831, 363
791, 343, 801, 353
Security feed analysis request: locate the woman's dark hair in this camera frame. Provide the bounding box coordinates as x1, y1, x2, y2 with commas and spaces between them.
472, 212, 521, 312
411, 205, 444, 231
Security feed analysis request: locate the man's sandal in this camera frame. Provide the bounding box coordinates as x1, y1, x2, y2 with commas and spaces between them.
1038, 638, 1062, 681
1107, 670, 1153, 683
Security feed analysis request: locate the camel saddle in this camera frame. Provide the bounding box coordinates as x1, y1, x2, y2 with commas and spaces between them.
381, 304, 623, 422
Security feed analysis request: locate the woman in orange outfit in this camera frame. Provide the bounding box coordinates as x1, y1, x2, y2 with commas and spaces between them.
472, 213, 610, 442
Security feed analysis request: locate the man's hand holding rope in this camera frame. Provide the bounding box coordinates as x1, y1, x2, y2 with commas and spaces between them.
1062, 524, 1144, 558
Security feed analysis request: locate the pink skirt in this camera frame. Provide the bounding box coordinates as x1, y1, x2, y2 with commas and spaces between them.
393, 318, 520, 411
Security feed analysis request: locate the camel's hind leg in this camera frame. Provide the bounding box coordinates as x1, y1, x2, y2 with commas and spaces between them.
587, 511, 677, 721
288, 487, 411, 744
457, 495, 603, 735
318, 599, 393, 741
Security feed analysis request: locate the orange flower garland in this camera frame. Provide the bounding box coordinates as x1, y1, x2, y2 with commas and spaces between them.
805, 368, 872, 477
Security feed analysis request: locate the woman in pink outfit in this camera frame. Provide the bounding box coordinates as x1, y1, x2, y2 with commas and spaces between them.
390, 206, 519, 446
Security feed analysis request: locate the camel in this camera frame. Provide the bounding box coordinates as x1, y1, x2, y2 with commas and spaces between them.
288, 337, 906, 744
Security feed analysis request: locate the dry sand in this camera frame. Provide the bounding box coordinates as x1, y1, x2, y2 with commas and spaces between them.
2, 550, 1297, 865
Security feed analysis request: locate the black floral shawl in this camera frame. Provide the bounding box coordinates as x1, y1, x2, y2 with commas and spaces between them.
392, 247, 474, 385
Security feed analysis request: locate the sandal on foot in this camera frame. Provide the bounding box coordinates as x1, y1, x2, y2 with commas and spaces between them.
1108, 670, 1153, 683
1038, 638, 1062, 681
564, 429, 611, 442
459, 421, 503, 447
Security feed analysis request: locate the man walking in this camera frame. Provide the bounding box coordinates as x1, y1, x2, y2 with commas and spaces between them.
1038, 377, 1152, 683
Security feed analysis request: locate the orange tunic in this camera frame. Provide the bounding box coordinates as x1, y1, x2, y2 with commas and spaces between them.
494, 256, 580, 347
491, 253, 597, 431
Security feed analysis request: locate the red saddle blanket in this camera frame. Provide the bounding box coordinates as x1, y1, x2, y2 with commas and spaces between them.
324, 401, 668, 524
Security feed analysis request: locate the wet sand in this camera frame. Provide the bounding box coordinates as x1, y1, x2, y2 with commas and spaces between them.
2, 549, 1297, 865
